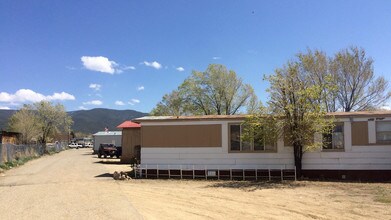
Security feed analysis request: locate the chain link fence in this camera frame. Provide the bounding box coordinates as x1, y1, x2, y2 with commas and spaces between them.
0, 142, 67, 165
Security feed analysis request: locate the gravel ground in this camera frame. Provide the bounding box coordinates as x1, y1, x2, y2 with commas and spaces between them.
1, 148, 390, 220
122, 179, 391, 220
0, 148, 141, 220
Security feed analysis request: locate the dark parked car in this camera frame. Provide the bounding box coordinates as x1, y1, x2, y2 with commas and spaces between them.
98, 143, 121, 158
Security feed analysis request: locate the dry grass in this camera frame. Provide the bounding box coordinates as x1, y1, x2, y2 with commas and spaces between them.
119, 179, 391, 220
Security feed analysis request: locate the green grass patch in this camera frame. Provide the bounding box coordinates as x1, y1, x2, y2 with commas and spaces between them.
0, 156, 39, 171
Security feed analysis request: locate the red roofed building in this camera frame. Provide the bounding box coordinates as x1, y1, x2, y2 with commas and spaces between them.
117, 121, 141, 163
117, 121, 141, 129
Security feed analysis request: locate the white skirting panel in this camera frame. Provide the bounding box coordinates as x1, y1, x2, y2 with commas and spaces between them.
141, 146, 391, 170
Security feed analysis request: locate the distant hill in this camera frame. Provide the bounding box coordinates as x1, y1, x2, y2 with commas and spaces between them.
0, 110, 17, 130
0, 108, 148, 134
68, 108, 148, 134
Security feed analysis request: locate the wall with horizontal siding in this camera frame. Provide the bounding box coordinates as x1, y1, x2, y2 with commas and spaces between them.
141, 120, 294, 169
140, 117, 391, 170
302, 117, 391, 170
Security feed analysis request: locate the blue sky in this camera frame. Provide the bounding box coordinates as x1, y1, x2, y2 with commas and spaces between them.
1, 0, 391, 113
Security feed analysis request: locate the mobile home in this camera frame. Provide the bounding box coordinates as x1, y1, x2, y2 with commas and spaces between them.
133, 111, 391, 180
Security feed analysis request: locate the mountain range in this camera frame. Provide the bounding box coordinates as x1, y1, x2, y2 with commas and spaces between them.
0, 108, 148, 134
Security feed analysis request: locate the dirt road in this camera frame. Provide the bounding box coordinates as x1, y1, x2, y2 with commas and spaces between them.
1, 149, 390, 220
0, 148, 141, 220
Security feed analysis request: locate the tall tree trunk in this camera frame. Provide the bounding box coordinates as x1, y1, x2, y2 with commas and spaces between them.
293, 143, 303, 179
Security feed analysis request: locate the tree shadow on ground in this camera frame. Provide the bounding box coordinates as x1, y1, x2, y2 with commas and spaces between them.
94, 173, 112, 178
205, 180, 304, 192
94, 160, 127, 165
81, 152, 94, 156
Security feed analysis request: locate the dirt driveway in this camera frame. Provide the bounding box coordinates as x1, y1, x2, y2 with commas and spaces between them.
122, 179, 391, 220
1, 149, 390, 220
0, 148, 141, 220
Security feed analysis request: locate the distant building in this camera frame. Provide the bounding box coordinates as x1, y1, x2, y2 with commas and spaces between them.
92, 131, 122, 153
0, 131, 20, 145
117, 121, 141, 163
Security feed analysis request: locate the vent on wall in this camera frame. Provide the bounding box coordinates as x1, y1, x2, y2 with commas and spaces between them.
207, 170, 217, 177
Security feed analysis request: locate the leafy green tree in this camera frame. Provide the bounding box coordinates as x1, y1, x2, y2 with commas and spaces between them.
8, 105, 40, 144
33, 101, 73, 146
297, 49, 338, 112
9, 101, 73, 151
150, 90, 188, 116
244, 59, 334, 178
331, 46, 391, 111
245, 46, 390, 178
151, 64, 257, 115
293, 47, 390, 112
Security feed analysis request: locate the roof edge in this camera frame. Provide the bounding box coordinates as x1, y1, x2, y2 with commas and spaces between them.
133, 111, 391, 122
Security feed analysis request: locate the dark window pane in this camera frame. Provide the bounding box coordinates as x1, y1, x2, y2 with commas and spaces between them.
323, 123, 344, 150
333, 124, 343, 133
377, 131, 391, 142
323, 133, 333, 149
230, 125, 241, 151
254, 132, 264, 151
265, 144, 276, 151
242, 141, 251, 151
333, 132, 344, 149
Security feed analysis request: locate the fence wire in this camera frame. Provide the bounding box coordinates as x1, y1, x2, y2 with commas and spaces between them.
0, 142, 67, 165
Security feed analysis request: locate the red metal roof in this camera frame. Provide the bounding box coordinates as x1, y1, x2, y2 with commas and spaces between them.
117, 121, 141, 128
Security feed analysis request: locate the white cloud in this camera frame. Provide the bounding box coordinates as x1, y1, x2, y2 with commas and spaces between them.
0, 89, 75, 104
46, 92, 76, 101
176, 67, 185, 72
142, 61, 162, 69
79, 106, 87, 110
89, 83, 101, 91
115, 101, 125, 106
0, 106, 10, 110
131, 99, 140, 103
83, 100, 103, 105
123, 65, 136, 70
81, 56, 118, 74
137, 86, 145, 91
128, 98, 140, 105
212, 56, 221, 60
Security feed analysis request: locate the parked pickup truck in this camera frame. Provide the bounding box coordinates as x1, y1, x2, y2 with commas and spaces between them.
98, 143, 121, 158
68, 143, 82, 149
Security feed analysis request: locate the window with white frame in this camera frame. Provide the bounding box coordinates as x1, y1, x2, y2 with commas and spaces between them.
323, 123, 344, 150
229, 124, 276, 152
376, 121, 391, 143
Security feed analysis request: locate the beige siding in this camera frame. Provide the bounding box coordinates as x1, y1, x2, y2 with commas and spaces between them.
142, 124, 222, 147
140, 118, 391, 170
351, 121, 368, 146
121, 128, 141, 163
